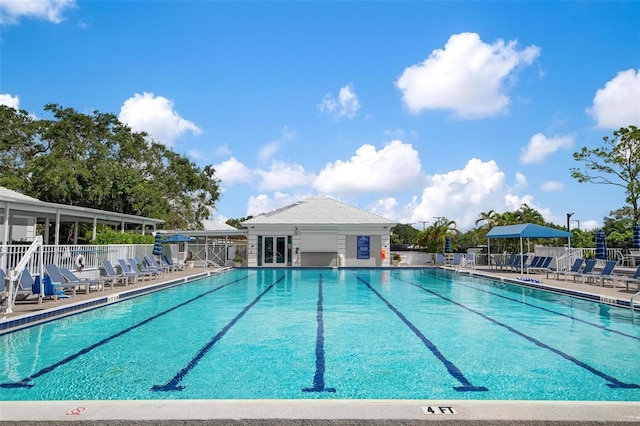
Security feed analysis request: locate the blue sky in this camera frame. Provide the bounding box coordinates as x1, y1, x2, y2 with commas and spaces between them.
1, 1, 639, 231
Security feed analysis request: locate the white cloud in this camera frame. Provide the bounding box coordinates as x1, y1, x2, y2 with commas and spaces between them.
514, 172, 527, 190
314, 140, 422, 194
258, 126, 295, 162
541, 181, 563, 191
215, 144, 231, 156
410, 158, 509, 229
0, 93, 20, 109
580, 220, 600, 231
213, 157, 252, 185
246, 193, 307, 217
318, 83, 361, 120
395, 32, 540, 119
520, 133, 574, 164
587, 69, 640, 128
118, 92, 201, 146
0, 0, 75, 24
256, 162, 315, 191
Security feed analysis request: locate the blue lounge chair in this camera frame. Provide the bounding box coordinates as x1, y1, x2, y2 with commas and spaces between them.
621, 265, 640, 291
510, 255, 529, 272
118, 259, 152, 281
122, 259, 157, 280
162, 255, 184, 271
102, 260, 134, 285
460, 253, 475, 269
528, 256, 553, 275
3, 268, 40, 301
59, 267, 113, 291
435, 253, 446, 266
447, 253, 462, 266
577, 260, 617, 286
136, 257, 165, 276
43, 265, 80, 296
24, 268, 68, 300
568, 259, 597, 282
496, 254, 516, 270
554, 259, 585, 281
144, 256, 170, 274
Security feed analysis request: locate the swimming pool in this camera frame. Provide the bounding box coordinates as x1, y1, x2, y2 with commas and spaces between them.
1, 268, 639, 401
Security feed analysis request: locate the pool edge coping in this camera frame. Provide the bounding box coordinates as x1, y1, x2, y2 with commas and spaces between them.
1, 399, 639, 424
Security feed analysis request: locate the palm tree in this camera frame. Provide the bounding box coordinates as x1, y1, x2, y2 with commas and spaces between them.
415, 217, 459, 253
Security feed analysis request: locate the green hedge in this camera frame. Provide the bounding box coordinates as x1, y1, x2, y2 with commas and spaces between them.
91, 228, 155, 245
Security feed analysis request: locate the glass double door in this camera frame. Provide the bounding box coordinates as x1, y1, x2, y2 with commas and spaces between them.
261, 236, 290, 266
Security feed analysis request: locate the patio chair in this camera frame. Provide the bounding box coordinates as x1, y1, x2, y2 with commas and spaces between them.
527, 256, 553, 275
118, 259, 154, 281
23, 268, 69, 300
617, 265, 640, 291
127, 259, 159, 280
435, 253, 446, 266
495, 253, 516, 271
2, 268, 41, 301
136, 257, 164, 276
567, 259, 597, 283
144, 256, 171, 274
43, 265, 81, 296
459, 253, 475, 269
447, 253, 462, 266
576, 260, 617, 286
162, 254, 184, 271
103, 260, 135, 285
554, 258, 585, 281
509, 255, 529, 272
59, 267, 113, 291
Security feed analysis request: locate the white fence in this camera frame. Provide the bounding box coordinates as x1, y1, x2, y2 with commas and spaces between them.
0, 244, 155, 277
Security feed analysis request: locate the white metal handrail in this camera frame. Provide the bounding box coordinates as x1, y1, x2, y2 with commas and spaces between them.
3, 236, 44, 315
631, 290, 640, 319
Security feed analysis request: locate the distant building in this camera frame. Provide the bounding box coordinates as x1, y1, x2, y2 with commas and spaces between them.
242, 196, 396, 267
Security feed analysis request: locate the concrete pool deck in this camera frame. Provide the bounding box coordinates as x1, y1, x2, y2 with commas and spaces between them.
2, 399, 640, 425
1, 265, 639, 424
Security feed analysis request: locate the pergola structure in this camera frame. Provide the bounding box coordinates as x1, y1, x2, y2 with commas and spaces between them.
0, 186, 164, 246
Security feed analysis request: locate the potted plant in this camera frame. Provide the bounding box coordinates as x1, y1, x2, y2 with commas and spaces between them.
232, 256, 244, 267
185, 250, 196, 269
392, 253, 401, 266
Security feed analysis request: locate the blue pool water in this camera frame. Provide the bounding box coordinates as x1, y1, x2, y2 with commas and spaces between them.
1, 268, 639, 401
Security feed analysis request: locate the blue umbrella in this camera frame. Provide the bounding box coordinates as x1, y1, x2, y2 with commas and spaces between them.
152, 233, 163, 256
633, 223, 640, 248
595, 229, 607, 260
444, 235, 452, 253
162, 233, 195, 243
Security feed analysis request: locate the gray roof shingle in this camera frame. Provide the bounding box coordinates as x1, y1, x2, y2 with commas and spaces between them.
243, 196, 396, 225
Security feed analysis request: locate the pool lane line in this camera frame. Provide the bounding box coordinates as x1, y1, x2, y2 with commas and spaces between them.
0, 273, 254, 389
152, 274, 285, 392
404, 278, 640, 389
421, 270, 640, 342
354, 274, 488, 392
303, 273, 336, 393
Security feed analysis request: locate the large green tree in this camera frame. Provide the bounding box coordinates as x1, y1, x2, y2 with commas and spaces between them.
0, 104, 220, 229
571, 125, 640, 224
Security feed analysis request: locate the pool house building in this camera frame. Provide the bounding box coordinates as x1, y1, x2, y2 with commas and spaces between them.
241, 196, 397, 268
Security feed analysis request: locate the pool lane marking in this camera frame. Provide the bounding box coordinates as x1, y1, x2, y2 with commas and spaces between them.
0, 273, 254, 389
355, 274, 488, 392
152, 274, 284, 392
421, 270, 640, 342
303, 273, 336, 393
405, 278, 640, 389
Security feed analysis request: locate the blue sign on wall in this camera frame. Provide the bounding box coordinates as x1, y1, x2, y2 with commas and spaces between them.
357, 235, 370, 259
